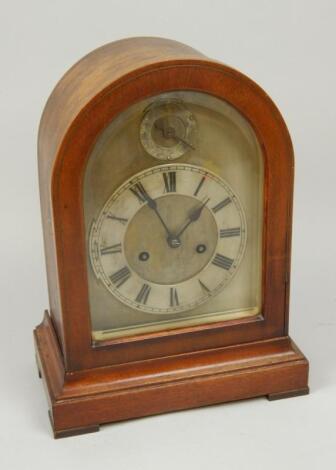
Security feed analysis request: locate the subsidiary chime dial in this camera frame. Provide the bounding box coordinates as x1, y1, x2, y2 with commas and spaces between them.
140, 100, 197, 160
89, 164, 246, 314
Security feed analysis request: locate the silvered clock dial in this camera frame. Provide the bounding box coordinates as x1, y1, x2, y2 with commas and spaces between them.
89, 164, 246, 314
84, 90, 263, 340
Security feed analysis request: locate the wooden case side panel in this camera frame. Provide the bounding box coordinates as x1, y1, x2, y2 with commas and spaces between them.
34, 311, 65, 403
38, 167, 65, 348
37, 38, 205, 355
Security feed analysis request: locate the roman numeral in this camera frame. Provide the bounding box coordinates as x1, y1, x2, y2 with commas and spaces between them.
135, 284, 151, 304
110, 266, 131, 287
212, 253, 234, 270
198, 279, 211, 293
170, 287, 179, 307
194, 176, 205, 196
220, 227, 241, 238
130, 182, 149, 203
163, 172, 176, 193
212, 197, 231, 213
107, 214, 128, 225
100, 243, 122, 255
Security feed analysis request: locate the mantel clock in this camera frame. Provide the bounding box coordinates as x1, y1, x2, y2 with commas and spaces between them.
34, 37, 309, 438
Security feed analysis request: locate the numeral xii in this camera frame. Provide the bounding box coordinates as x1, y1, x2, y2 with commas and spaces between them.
163, 172, 176, 193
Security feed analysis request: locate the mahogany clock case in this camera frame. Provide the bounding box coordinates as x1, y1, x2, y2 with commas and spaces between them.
34, 37, 309, 438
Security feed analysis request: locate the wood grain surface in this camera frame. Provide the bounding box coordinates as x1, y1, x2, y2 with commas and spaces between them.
35, 37, 308, 437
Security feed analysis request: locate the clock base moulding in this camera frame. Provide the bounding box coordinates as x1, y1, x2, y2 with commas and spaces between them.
34, 311, 309, 438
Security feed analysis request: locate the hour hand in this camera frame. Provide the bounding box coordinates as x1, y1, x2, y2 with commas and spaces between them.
175, 197, 210, 238
189, 197, 210, 222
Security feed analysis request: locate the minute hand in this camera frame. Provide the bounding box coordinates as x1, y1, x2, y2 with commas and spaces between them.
175, 198, 210, 238
145, 195, 172, 237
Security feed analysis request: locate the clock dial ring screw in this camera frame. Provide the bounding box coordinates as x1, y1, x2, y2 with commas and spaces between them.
139, 251, 150, 261
196, 244, 206, 253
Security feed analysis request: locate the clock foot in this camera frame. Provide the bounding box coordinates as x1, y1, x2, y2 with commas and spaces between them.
49, 411, 100, 439
34, 312, 309, 438
267, 387, 309, 401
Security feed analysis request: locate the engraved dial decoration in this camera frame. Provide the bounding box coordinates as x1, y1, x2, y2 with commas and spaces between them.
140, 100, 196, 160
89, 164, 246, 314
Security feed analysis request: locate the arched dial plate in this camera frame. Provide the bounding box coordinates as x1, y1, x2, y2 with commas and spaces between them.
89, 164, 247, 314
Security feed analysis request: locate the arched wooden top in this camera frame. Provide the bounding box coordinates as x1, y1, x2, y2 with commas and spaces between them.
38, 37, 293, 180
38, 38, 294, 370
38, 37, 205, 170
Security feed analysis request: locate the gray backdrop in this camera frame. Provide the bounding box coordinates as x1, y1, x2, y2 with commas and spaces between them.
1, 1, 335, 468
